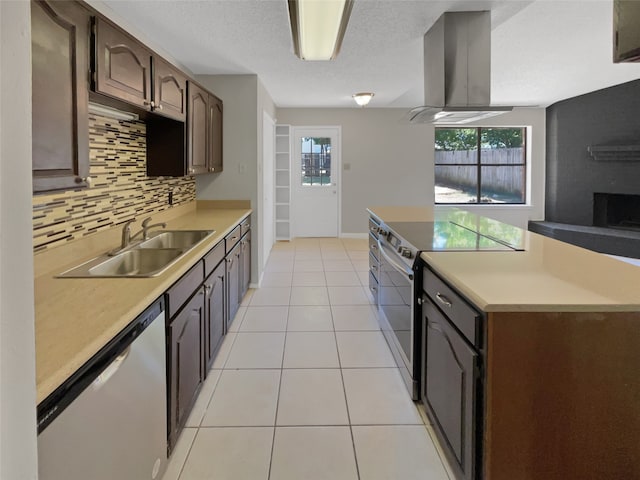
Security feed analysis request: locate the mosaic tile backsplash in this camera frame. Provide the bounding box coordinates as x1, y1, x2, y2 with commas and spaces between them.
33, 114, 195, 252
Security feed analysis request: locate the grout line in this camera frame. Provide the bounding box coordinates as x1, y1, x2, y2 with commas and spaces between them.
174, 427, 199, 480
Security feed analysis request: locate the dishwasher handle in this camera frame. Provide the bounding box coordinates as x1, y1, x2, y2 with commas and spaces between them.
91, 347, 131, 391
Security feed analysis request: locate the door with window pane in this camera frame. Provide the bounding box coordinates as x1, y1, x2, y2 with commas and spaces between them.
292, 127, 340, 237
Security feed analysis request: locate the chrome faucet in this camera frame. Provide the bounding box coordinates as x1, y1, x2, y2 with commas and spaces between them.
120, 219, 136, 250
140, 216, 167, 240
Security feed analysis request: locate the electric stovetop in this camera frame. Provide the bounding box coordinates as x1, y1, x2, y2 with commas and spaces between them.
384, 221, 524, 252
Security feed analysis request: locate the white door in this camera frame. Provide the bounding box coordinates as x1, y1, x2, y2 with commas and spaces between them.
261, 111, 275, 269
292, 127, 340, 237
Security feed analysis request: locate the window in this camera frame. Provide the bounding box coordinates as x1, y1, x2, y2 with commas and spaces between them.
434, 127, 526, 204
300, 137, 332, 186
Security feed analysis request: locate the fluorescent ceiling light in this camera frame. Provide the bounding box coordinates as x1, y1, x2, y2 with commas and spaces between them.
288, 0, 354, 61
352, 92, 374, 107
88, 102, 139, 121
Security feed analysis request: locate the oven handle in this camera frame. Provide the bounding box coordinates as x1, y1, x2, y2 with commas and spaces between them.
377, 238, 414, 280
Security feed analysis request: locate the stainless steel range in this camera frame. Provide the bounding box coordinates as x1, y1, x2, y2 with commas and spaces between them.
374, 220, 521, 400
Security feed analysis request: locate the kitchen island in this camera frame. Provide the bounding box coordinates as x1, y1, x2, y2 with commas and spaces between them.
369, 206, 640, 480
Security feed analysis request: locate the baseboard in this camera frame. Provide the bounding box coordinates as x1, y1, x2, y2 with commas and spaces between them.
340, 232, 368, 239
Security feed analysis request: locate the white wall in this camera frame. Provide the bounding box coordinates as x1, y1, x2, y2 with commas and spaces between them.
0, 1, 38, 478
432, 108, 546, 229
276, 108, 432, 234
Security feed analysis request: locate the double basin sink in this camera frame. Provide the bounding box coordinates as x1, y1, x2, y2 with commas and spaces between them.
58, 230, 215, 278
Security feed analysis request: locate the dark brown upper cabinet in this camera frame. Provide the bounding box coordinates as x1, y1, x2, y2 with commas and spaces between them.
208, 94, 223, 173
187, 82, 209, 175
153, 57, 187, 122
31, 0, 91, 193
92, 17, 152, 109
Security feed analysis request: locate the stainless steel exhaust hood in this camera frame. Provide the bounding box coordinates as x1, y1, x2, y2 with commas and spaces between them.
408, 11, 512, 124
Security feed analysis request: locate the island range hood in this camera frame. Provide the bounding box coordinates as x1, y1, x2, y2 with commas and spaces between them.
408, 11, 512, 124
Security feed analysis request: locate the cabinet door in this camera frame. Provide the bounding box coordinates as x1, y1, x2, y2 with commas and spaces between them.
208, 94, 223, 172
187, 82, 208, 175
204, 262, 225, 372
31, 0, 90, 193
423, 297, 479, 480
240, 231, 251, 300
153, 57, 187, 122
168, 288, 205, 452
226, 243, 241, 330
93, 17, 152, 109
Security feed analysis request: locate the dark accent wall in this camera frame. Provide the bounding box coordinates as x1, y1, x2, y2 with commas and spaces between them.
545, 79, 640, 225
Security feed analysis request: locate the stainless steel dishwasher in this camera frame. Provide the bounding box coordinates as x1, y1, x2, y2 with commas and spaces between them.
37, 298, 168, 480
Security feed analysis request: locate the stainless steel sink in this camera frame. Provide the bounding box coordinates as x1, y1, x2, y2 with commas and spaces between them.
137, 230, 214, 249
57, 229, 216, 278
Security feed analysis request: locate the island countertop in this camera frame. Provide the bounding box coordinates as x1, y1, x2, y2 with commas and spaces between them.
367, 206, 640, 312
34, 201, 251, 404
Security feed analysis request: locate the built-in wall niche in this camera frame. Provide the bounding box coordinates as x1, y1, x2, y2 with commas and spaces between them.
593, 192, 640, 231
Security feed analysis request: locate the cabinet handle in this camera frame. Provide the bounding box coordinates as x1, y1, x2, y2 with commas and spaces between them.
75, 176, 91, 186
435, 292, 452, 308
370, 244, 377, 250
370, 286, 377, 291
188, 168, 195, 174
371, 265, 378, 271
209, 167, 215, 172
230, 236, 238, 241
144, 100, 155, 108
155, 104, 163, 111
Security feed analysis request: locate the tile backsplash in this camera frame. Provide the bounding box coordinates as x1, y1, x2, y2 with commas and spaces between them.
33, 114, 195, 252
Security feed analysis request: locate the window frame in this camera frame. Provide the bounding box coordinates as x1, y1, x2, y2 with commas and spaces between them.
434, 126, 527, 205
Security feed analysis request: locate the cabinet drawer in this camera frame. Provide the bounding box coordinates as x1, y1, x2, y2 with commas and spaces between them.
167, 261, 204, 319
368, 233, 379, 261
369, 251, 380, 281
204, 240, 225, 278
225, 225, 241, 253
369, 217, 380, 239
240, 216, 251, 236
423, 267, 481, 346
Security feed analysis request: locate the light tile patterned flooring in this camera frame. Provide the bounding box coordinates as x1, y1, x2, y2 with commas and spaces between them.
163, 238, 453, 480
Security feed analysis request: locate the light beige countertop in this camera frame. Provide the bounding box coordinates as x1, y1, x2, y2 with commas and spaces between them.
368, 205, 640, 312
34, 201, 251, 404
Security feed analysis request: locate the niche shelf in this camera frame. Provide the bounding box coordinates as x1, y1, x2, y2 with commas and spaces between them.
275, 124, 291, 240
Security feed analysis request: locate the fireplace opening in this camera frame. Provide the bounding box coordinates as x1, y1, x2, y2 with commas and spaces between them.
593, 193, 640, 231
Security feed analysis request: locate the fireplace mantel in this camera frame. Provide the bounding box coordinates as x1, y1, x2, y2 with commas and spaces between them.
587, 145, 640, 161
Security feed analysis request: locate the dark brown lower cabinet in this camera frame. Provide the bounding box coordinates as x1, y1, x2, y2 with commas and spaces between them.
167, 286, 205, 453
239, 230, 251, 300
204, 261, 225, 371
422, 297, 479, 480
226, 243, 241, 331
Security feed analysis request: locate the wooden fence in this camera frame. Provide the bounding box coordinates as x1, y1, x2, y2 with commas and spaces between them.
435, 148, 525, 196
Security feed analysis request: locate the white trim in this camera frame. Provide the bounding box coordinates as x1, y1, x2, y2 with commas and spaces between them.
260, 110, 276, 281
340, 232, 368, 239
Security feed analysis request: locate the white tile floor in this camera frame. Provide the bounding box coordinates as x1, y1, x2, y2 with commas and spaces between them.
163, 238, 452, 480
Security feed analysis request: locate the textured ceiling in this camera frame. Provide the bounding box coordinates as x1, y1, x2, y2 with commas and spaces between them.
100, 0, 640, 108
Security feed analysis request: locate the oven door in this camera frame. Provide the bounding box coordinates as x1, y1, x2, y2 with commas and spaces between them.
376, 237, 417, 398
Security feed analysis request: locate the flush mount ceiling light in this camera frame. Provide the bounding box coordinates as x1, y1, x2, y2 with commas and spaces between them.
352, 92, 374, 107
288, 0, 354, 61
